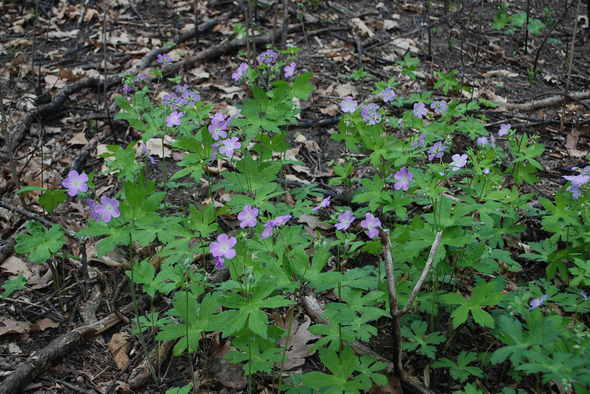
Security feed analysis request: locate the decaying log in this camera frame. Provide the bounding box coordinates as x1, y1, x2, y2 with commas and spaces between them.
0, 300, 145, 394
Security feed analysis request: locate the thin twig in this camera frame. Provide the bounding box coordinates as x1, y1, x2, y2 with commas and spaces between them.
400, 231, 443, 316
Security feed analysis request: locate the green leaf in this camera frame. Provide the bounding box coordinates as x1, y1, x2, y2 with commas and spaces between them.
38, 190, 67, 214
291, 72, 315, 100
15, 222, 66, 263
0, 276, 27, 298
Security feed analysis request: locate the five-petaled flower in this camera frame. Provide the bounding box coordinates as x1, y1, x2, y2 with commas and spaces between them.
208, 112, 230, 140
498, 123, 511, 136
413, 102, 428, 119
450, 154, 468, 171
360, 103, 382, 125
218, 137, 241, 159
394, 167, 413, 191
62, 170, 88, 197
284, 62, 297, 78
476, 136, 489, 146
335, 210, 355, 231
312, 196, 331, 212
360, 213, 381, 239
257, 50, 278, 64
87, 196, 120, 223
380, 88, 396, 103
238, 205, 259, 228
166, 111, 184, 127
261, 215, 292, 240
563, 173, 590, 200
529, 294, 548, 310
232, 63, 249, 82
156, 53, 173, 65
430, 100, 448, 114
210, 233, 237, 270
427, 141, 447, 161
340, 97, 358, 113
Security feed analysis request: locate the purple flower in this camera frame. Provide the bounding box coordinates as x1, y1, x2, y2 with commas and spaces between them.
413, 102, 428, 119
62, 170, 88, 197
257, 50, 278, 64
412, 133, 427, 148
166, 111, 184, 127
450, 154, 468, 171
122, 85, 133, 95
335, 210, 355, 231
430, 100, 448, 114
261, 222, 274, 240
210, 233, 237, 260
86, 199, 102, 221
563, 174, 590, 200
238, 205, 258, 228
232, 63, 249, 82
483, 168, 490, 175
312, 196, 331, 212
271, 215, 292, 227
581, 291, 588, 300
394, 167, 413, 191
137, 73, 148, 81
427, 141, 447, 161
397, 119, 404, 127
284, 62, 297, 78
340, 97, 358, 113
214, 256, 225, 270
360, 213, 381, 239
97, 196, 120, 222
529, 294, 549, 310
360, 103, 382, 125
218, 137, 241, 159
156, 53, 173, 65
476, 136, 489, 146
261, 215, 292, 240
380, 88, 396, 103
208, 112, 230, 140
498, 123, 511, 136
87, 196, 120, 223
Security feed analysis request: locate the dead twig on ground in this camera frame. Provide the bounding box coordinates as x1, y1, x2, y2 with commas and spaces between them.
0, 299, 146, 394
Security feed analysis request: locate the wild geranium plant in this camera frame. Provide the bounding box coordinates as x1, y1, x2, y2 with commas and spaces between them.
12, 49, 590, 393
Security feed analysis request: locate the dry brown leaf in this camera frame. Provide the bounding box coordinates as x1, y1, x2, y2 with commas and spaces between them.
279, 315, 319, 370
350, 18, 374, 37
335, 83, 357, 98
1, 255, 34, 279
68, 132, 89, 146
45, 74, 67, 89
320, 103, 339, 116
31, 318, 59, 332
108, 332, 131, 370
47, 29, 79, 39
565, 129, 587, 158
208, 341, 247, 389
0, 319, 31, 336
483, 70, 519, 78
383, 19, 399, 30
391, 38, 419, 55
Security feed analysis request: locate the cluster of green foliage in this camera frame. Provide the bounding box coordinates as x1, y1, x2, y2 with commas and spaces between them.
10, 47, 590, 394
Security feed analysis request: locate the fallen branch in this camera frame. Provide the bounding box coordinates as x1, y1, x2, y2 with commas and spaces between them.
301, 292, 437, 394
0, 299, 145, 394
498, 90, 590, 112
127, 339, 176, 389
5, 21, 218, 152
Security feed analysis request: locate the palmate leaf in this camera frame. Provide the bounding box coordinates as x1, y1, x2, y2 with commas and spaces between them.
156, 292, 219, 356
16, 222, 66, 263
218, 275, 294, 339
442, 280, 503, 328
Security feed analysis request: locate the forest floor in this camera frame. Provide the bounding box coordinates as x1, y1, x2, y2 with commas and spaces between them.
0, 0, 589, 393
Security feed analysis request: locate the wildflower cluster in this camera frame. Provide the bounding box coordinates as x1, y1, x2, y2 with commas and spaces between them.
162, 84, 201, 109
